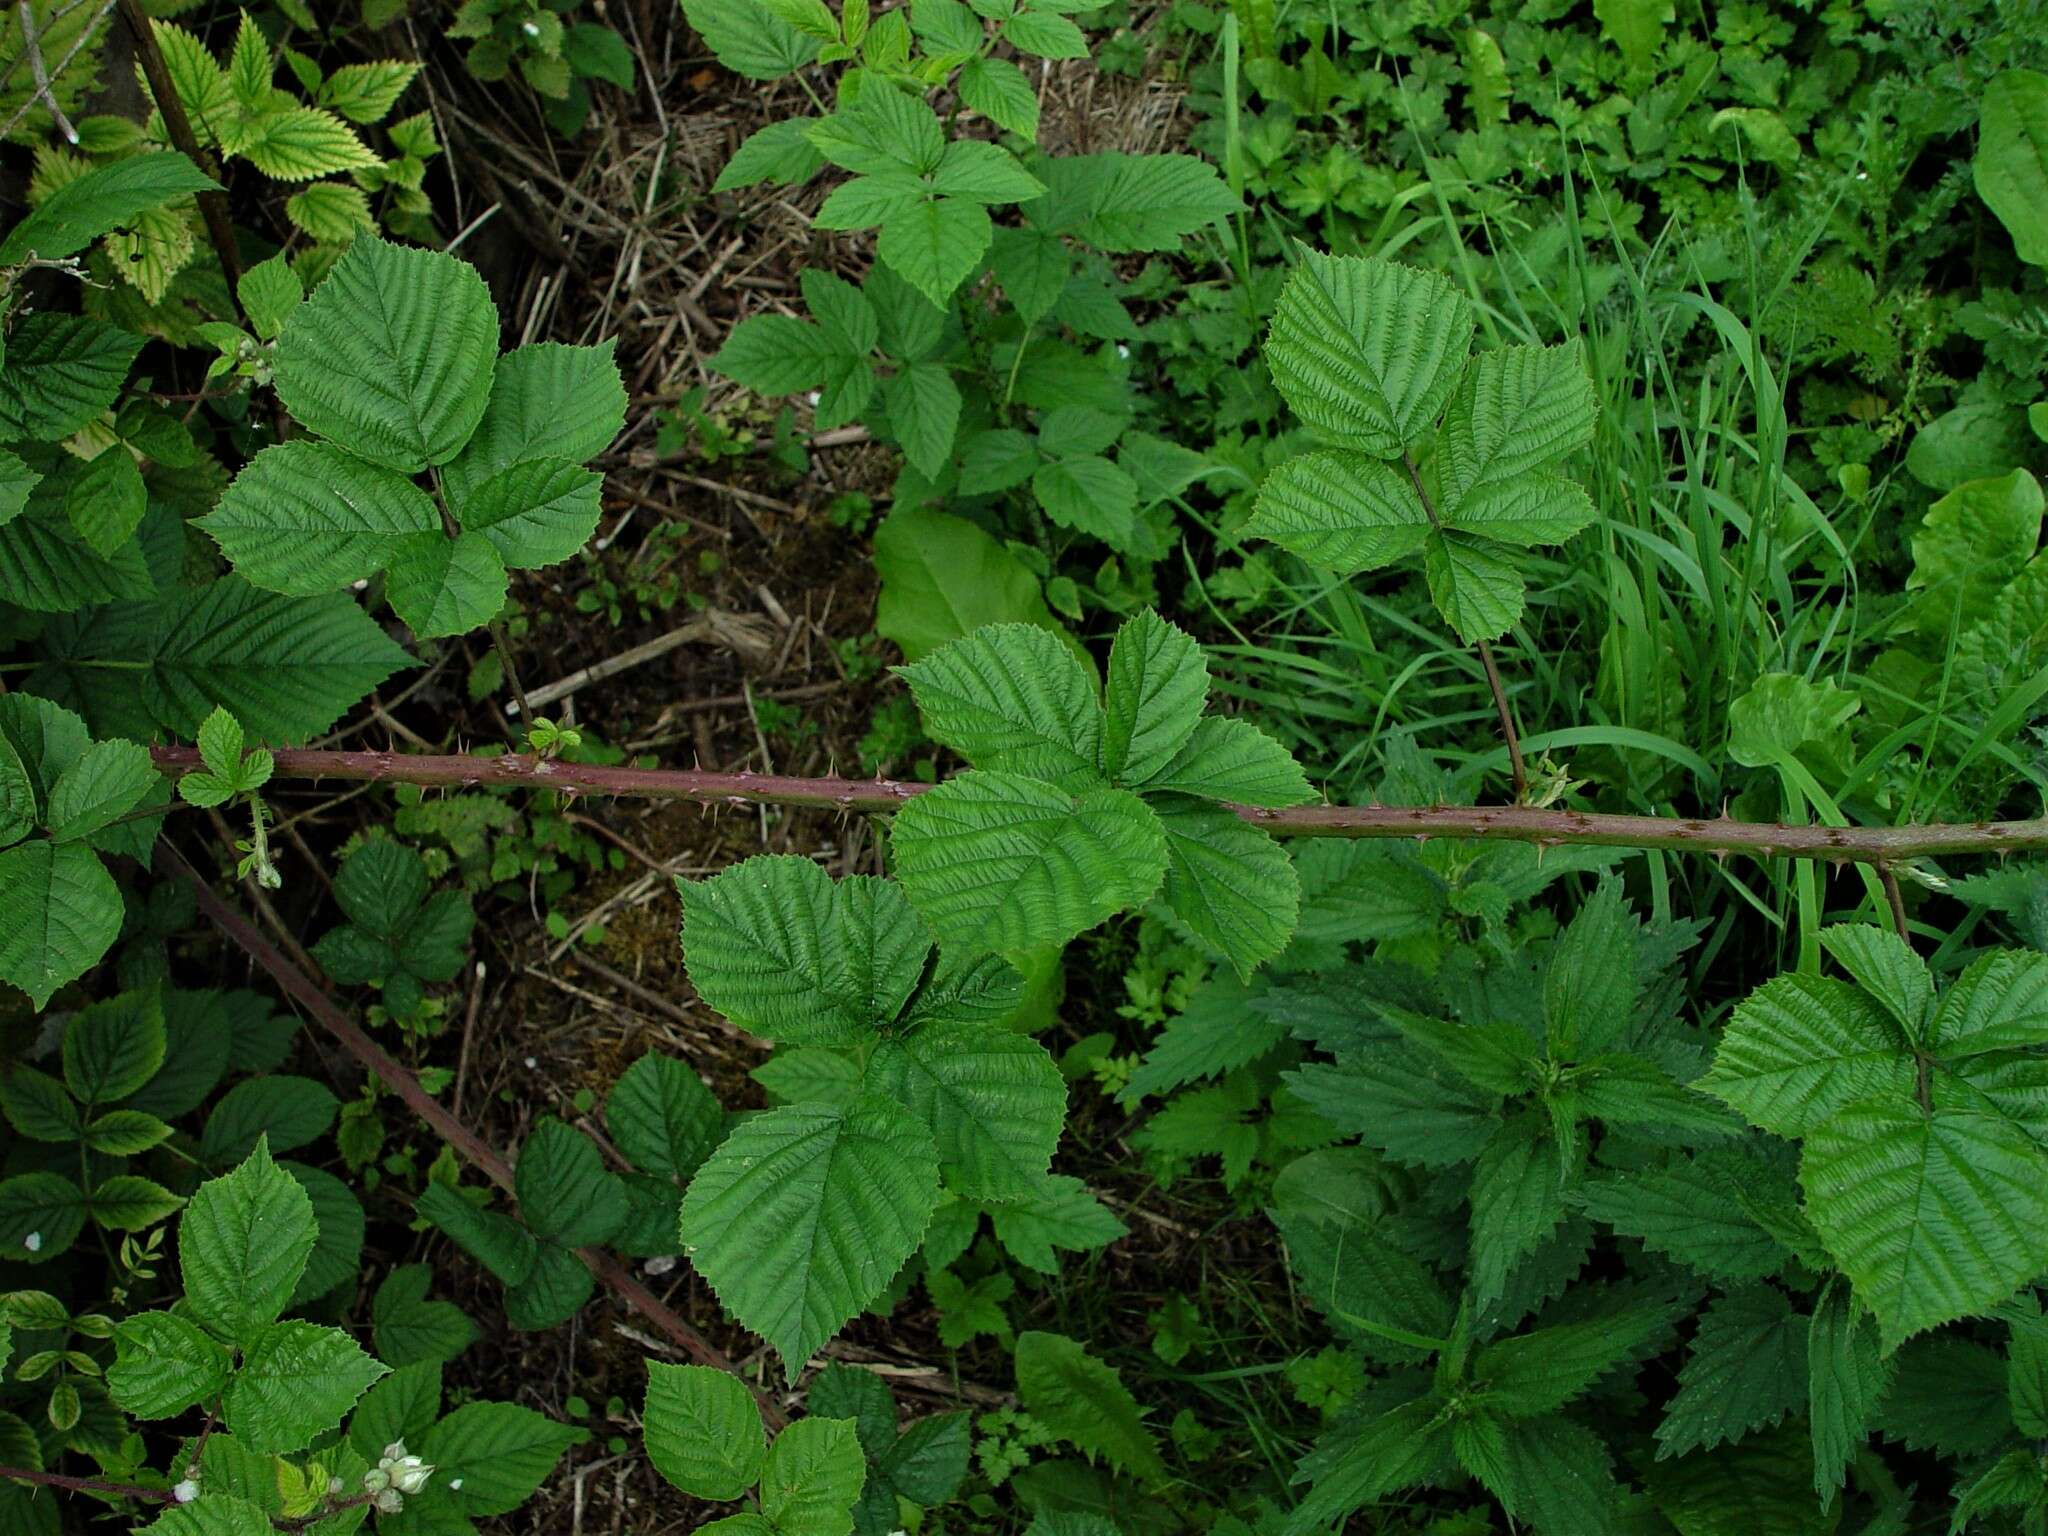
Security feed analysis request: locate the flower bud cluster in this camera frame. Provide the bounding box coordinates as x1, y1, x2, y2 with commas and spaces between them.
361, 1441, 435, 1512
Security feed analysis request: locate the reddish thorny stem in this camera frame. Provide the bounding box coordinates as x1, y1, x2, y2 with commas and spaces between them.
147, 746, 2048, 863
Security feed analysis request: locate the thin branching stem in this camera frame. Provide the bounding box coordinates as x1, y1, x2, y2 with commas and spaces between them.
146, 746, 2048, 864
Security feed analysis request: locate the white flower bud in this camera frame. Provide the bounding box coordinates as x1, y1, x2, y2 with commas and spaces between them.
521, 18, 539, 33
392, 1458, 435, 1495
363, 1468, 390, 1494
327, 1477, 345, 1495
382, 1441, 408, 1462
172, 1481, 199, 1504
449, 1478, 463, 1491
373, 1487, 404, 1514
22, 1233, 39, 1253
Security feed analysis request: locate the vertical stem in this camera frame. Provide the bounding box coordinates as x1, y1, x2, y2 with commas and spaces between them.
116, 0, 244, 309
1880, 862, 1910, 945
490, 620, 536, 724
1402, 453, 1529, 801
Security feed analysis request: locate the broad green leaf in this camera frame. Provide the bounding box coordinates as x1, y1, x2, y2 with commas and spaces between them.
1004, 8, 1086, 55
1031, 454, 1140, 548
1435, 342, 1597, 503
44, 739, 155, 844
890, 770, 1167, 954
1932, 949, 2048, 1056
179, 1141, 318, 1343
285, 1162, 365, 1306
877, 198, 990, 308
1803, 1099, 2048, 1350
1245, 450, 1427, 574
1265, 250, 1472, 458
1655, 1286, 1808, 1458
643, 1362, 764, 1499
0, 1170, 86, 1260
713, 119, 825, 191
1444, 473, 1597, 546
987, 1172, 1127, 1274
416, 1181, 536, 1285
0, 840, 120, 1009
1469, 1122, 1568, 1305
681, 858, 930, 1044
1138, 716, 1315, 807
504, 1240, 596, 1329
202, 441, 439, 594
1153, 799, 1299, 980
515, 1117, 628, 1247
761, 1417, 866, 1536
347, 1361, 442, 1460
959, 55, 1037, 138
1499, 1416, 1626, 1536
319, 59, 419, 122
0, 1067, 78, 1141
31, 578, 413, 745
0, 152, 216, 265
606, 1053, 722, 1180
1423, 529, 1525, 642
0, 314, 143, 443
872, 504, 1076, 662
864, 1025, 1065, 1199
108, 1311, 232, 1418
372, 1264, 479, 1367
1572, 1162, 1790, 1282
1283, 1399, 1451, 1535
1014, 1332, 1164, 1481
84, 1108, 172, 1155
451, 458, 601, 570
441, 339, 625, 505
1592, 0, 1669, 70
273, 236, 498, 472
1819, 925, 1931, 1039
896, 623, 1101, 782
64, 448, 146, 558
1975, 69, 2048, 266
384, 530, 507, 639
140, 1497, 274, 1536
222, 1320, 387, 1452
1702, 974, 1912, 1137
422, 1400, 587, 1517
285, 181, 374, 243
805, 88, 944, 175
678, 1095, 940, 1375
1907, 469, 2043, 634
1042, 153, 1241, 252
1101, 610, 1207, 782
880, 361, 961, 481
1726, 672, 1861, 770
929, 140, 1044, 203
88, 1174, 183, 1230
1274, 1205, 1452, 1360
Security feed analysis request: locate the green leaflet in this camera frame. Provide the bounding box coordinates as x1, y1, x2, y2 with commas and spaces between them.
222, 1319, 387, 1452
1246, 250, 1598, 642
863, 1025, 1066, 1200
889, 771, 1166, 954
1706, 928, 2048, 1348
643, 1362, 765, 1499
272, 236, 497, 472
1974, 69, 2048, 266
678, 1095, 940, 1375
890, 611, 1308, 966
178, 1141, 318, 1344
203, 240, 621, 639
